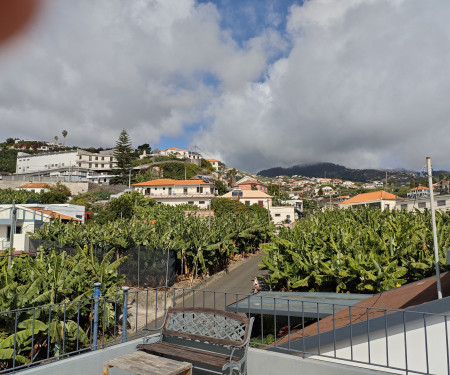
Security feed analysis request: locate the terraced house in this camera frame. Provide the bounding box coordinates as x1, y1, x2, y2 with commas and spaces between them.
133, 178, 215, 209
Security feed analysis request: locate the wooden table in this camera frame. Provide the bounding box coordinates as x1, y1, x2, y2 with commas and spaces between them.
102, 351, 192, 375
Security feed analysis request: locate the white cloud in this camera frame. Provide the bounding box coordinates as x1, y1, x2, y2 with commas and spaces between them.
0, 0, 278, 149
197, 0, 450, 172
1, 0, 449, 173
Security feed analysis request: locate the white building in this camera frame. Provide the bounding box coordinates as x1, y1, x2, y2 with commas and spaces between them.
396, 194, 450, 212
407, 185, 430, 199
0, 204, 83, 251
16, 149, 117, 175
221, 189, 273, 207
339, 191, 402, 211
16, 182, 51, 193
133, 179, 215, 209
207, 159, 220, 172
16, 151, 78, 174
269, 206, 295, 225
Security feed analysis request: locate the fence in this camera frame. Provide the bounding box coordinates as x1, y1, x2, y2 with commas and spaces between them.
27, 239, 176, 288
1, 286, 449, 374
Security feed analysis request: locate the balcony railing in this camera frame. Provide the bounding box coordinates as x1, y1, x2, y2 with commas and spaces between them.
1, 286, 449, 374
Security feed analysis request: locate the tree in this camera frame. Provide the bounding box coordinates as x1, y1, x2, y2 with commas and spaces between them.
62, 130, 68, 146
54, 136, 58, 145
113, 129, 133, 184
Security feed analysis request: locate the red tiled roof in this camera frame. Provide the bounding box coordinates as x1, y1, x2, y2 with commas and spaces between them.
207, 159, 220, 162
168, 147, 187, 151
339, 191, 402, 204
17, 183, 51, 189
26, 207, 81, 221
133, 179, 213, 186
410, 185, 429, 191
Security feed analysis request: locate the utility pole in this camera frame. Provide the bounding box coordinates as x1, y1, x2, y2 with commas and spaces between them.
208, 199, 211, 231
385, 171, 388, 191
8, 201, 16, 268
427, 157, 442, 299
128, 169, 131, 189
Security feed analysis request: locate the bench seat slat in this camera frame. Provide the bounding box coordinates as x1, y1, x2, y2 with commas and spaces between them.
137, 342, 239, 367
163, 329, 242, 347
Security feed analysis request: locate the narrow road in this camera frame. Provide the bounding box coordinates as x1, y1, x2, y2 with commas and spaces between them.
180, 252, 269, 311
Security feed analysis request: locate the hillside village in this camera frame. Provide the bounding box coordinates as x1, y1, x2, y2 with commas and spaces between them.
1, 135, 450, 253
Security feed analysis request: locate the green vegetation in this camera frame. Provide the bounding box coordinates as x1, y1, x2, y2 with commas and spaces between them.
32, 195, 272, 277
159, 162, 201, 180
260, 208, 450, 293
0, 247, 125, 366
0, 149, 22, 173
0, 189, 40, 204
113, 129, 133, 184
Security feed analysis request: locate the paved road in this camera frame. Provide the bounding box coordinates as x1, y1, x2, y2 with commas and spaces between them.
128, 252, 270, 332
180, 252, 269, 311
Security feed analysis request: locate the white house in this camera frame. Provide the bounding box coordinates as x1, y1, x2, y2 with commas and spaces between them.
0, 204, 83, 251
339, 191, 403, 211
396, 194, 450, 212
407, 185, 430, 199
221, 189, 272, 207
133, 179, 215, 209
207, 159, 220, 172
16, 182, 52, 193
269, 206, 295, 225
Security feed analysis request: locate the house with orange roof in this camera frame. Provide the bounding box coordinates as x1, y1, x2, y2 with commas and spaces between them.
133, 179, 215, 209
207, 158, 220, 172
16, 182, 52, 194
407, 185, 430, 199
339, 191, 403, 211
235, 176, 268, 193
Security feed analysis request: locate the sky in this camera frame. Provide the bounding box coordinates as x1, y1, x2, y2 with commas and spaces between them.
0, 0, 449, 173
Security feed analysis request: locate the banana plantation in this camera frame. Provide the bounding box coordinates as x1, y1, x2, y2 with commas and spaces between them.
0, 247, 125, 366
31, 204, 272, 278
260, 208, 450, 293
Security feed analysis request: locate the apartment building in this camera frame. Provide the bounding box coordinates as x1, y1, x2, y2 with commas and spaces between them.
16, 149, 117, 175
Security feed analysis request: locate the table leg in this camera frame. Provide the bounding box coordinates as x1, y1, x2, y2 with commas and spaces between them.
102, 363, 110, 375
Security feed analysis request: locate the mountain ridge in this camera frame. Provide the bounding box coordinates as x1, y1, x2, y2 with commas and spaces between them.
257, 162, 450, 183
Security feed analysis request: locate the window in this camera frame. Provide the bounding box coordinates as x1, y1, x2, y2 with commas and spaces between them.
197, 187, 203, 193
418, 202, 426, 208
154, 188, 157, 190
199, 201, 205, 205
89, 156, 92, 161
163, 187, 166, 190
245, 201, 250, 206
95, 157, 98, 160
275, 213, 281, 217
183, 187, 188, 194
102, 157, 104, 161
401, 204, 408, 210
437, 200, 446, 207
188, 201, 194, 205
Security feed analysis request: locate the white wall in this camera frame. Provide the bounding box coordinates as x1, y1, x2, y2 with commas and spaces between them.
16, 152, 78, 174
308, 312, 450, 375
270, 206, 295, 224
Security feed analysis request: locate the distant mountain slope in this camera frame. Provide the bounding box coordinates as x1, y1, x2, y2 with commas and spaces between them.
258, 163, 421, 183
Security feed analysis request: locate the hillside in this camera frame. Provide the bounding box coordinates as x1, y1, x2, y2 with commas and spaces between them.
258, 162, 422, 183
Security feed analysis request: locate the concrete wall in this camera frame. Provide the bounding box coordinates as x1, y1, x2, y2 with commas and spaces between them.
307, 311, 450, 374
270, 206, 295, 224
17, 336, 391, 375
16, 151, 78, 174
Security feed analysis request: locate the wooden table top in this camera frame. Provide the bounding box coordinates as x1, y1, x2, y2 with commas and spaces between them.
102, 351, 192, 375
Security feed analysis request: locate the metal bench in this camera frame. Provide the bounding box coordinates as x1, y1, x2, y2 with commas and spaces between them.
137, 307, 254, 375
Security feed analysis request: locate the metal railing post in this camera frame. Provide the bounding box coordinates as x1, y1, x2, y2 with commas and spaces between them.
122, 286, 130, 343
92, 282, 101, 351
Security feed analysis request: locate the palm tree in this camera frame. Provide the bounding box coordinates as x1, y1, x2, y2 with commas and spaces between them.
62, 130, 68, 146
54, 136, 58, 145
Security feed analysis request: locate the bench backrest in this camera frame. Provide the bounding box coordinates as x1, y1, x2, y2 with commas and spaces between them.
163, 307, 250, 347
